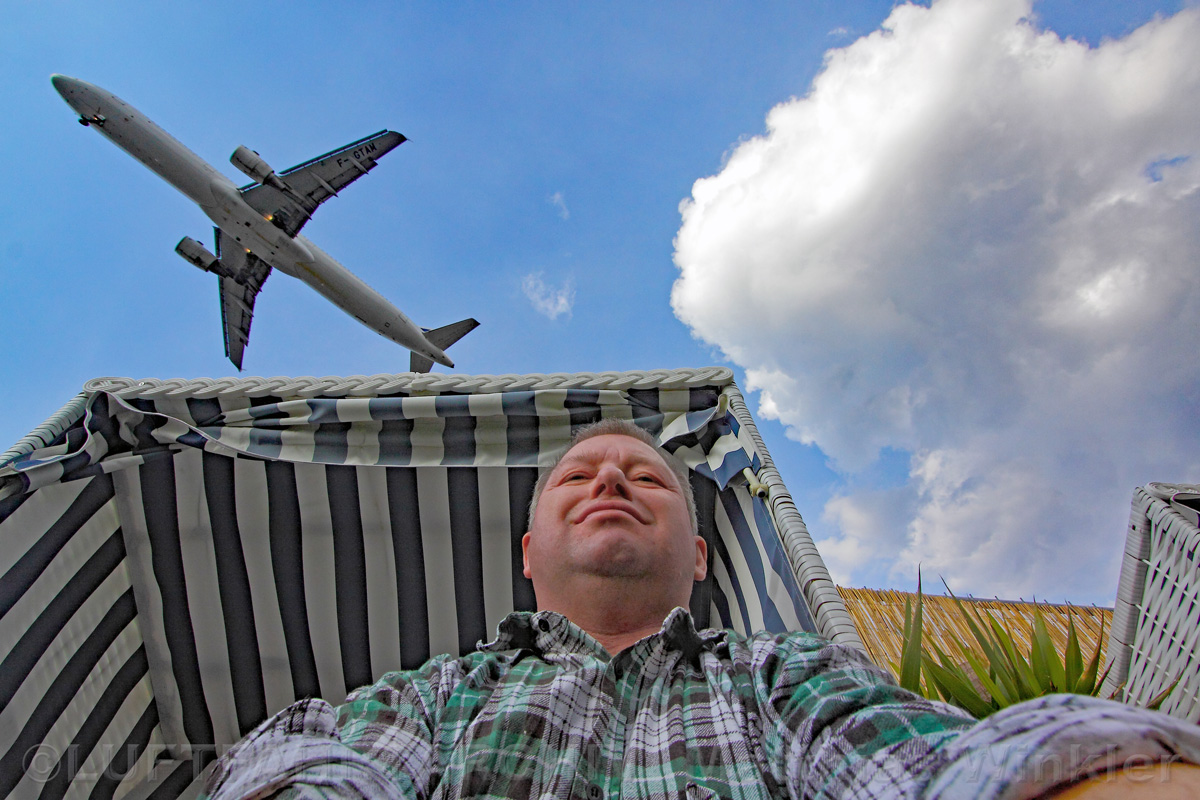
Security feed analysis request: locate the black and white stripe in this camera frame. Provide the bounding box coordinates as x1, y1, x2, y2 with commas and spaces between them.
0, 475, 166, 799
0, 378, 823, 800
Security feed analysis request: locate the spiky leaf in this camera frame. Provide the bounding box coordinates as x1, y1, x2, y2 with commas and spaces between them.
943, 582, 1018, 700
1147, 675, 1182, 711
898, 576, 925, 694
986, 611, 1040, 698
958, 641, 1006, 707
1063, 609, 1083, 691
922, 656, 996, 718
1030, 605, 1065, 691
1076, 615, 1105, 695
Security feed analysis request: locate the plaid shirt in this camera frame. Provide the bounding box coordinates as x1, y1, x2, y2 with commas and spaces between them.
203, 608, 1200, 799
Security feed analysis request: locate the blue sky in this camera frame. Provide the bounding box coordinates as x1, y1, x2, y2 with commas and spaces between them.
3, 0, 1196, 604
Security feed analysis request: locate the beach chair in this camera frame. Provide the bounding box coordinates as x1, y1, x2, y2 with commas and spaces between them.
0, 367, 862, 799
1102, 483, 1200, 723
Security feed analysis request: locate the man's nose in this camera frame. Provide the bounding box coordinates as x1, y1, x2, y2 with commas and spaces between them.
592, 464, 631, 497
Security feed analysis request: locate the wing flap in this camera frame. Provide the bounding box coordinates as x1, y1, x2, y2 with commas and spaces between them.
239, 130, 406, 237
215, 229, 272, 370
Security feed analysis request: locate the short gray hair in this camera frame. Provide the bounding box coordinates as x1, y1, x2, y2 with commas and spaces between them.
527, 418, 698, 535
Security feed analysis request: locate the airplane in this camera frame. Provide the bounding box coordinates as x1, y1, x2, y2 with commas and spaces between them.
51, 75, 478, 372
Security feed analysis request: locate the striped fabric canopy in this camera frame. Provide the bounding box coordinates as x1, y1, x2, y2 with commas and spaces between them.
0, 368, 855, 799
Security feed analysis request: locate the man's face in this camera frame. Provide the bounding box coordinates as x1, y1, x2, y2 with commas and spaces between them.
522, 434, 706, 605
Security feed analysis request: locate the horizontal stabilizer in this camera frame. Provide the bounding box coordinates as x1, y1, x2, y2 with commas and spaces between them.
425, 318, 480, 351
409, 318, 480, 373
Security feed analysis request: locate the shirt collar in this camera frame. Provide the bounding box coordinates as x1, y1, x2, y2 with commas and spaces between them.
478, 607, 726, 663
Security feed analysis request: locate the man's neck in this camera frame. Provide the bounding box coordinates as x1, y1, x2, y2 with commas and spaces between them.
538, 579, 686, 654
577, 617, 668, 655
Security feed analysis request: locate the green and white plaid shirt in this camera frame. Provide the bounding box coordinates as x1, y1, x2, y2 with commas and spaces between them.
203, 608, 1200, 799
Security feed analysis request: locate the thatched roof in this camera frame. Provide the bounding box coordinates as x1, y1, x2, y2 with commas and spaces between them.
836, 586, 1112, 677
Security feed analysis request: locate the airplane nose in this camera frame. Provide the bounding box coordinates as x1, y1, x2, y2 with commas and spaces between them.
51, 74, 83, 104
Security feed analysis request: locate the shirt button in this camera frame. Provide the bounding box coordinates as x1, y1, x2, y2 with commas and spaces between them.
537, 618, 551, 632
587, 784, 602, 800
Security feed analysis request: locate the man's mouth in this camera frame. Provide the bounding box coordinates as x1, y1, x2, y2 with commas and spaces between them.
576, 500, 648, 524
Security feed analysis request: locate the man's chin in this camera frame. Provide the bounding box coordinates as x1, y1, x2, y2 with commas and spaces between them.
585, 563, 647, 580
572, 540, 649, 579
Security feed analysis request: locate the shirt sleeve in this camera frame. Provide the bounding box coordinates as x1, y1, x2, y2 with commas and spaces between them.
200, 656, 453, 800
752, 634, 1200, 800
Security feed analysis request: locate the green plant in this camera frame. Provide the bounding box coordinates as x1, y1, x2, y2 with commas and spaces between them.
892, 575, 1180, 718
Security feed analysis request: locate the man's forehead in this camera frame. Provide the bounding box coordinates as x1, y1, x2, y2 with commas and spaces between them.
554, 435, 672, 471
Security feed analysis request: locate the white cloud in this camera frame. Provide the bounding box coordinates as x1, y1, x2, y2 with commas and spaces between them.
818, 487, 914, 586
522, 272, 575, 319
549, 191, 570, 220
672, 0, 1200, 602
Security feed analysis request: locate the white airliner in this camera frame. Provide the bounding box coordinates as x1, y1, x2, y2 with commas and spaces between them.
51, 75, 477, 372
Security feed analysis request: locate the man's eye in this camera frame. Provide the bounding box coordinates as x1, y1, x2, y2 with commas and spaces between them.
563, 473, 589, 482
634, 474, 663, 484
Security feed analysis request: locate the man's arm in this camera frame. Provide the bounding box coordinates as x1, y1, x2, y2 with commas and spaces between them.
923, 694, 1200, 799
750, 634, 1200, 799
200, 698, 415, 799
201, 656, 451, 800
1050, 762, 1200, 799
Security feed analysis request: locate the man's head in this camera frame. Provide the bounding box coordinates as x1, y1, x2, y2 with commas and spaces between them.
527, 419, 698, 535
521, 419, 707, 621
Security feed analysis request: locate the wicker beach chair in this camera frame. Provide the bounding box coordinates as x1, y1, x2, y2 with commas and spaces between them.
0, 367, 862, 799
1102, 483, 1200, 723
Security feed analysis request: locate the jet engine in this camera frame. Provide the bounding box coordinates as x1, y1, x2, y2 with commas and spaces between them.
176, 236, 235, 280
230, 145, 287, 190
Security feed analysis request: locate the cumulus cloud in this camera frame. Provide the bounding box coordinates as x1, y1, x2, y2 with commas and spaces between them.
549, 191, 570, 220
522, 272, 575, 319
672, 0, 1200, 601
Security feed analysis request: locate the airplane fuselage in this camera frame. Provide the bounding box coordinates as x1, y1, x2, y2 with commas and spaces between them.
51, 75, 453, 367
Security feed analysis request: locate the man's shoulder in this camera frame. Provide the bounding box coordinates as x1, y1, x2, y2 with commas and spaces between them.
703, 626, 881, 674
709, 626, 835, 651
345, 648, 521, 710
408, 647, 520, 679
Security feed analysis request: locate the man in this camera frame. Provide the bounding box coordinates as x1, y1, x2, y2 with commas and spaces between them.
204, 419, 1200, 799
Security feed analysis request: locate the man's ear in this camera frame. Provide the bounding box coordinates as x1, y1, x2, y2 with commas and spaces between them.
521, 531, 533, 579
693, 535, 708, 582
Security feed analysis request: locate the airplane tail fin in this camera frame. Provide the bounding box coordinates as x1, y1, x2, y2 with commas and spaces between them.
410, 318, 480, 373
410, 354, 435, 374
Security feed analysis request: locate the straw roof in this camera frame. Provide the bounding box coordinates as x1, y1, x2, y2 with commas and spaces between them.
837, 586, 1112, 677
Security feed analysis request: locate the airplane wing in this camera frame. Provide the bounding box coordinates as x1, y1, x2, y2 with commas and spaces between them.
238, 130, 406, 237
215, 228, 272, 370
